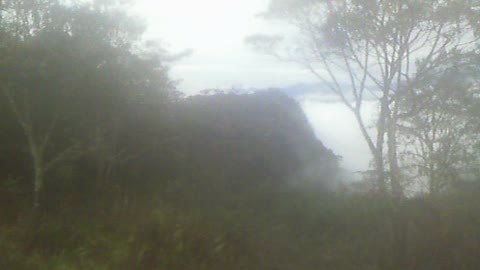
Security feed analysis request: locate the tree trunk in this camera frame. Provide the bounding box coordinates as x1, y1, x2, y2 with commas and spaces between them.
387, 106, 403, 198
25, 127, 45, 212
374, 94, 389, 194
387, 110, 408, 269
374, 151, 387, 194
32, 151, 44, 211
33, 167, 44, 210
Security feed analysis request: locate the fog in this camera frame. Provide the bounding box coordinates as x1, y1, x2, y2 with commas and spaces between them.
301, 97, 376, 172
133, 0, 315, 93
133, 0, 371, 172
2, 1, 480, 269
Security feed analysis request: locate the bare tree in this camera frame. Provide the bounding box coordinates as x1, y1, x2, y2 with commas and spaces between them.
1, 85, 82, 210
249, 0, 480, 198
249, 1, 480, 267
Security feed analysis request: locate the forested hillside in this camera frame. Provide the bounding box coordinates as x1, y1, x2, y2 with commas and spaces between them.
0, 2, 340, 269
2, 0, 480, 270
173, 92, 338, 189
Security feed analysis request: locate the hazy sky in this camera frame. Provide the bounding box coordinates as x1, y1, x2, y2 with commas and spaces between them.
133, 0, 372, 172
133, 0, 317, 91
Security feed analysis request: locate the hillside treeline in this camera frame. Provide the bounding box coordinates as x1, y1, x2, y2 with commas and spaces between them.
1, 1, 480, 270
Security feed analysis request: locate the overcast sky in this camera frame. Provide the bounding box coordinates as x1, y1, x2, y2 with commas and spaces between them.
133, 0, 373, 172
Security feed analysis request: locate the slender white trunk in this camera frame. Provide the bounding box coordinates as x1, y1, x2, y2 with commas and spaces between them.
27, 132, 45, 210
33, 156, 44, 210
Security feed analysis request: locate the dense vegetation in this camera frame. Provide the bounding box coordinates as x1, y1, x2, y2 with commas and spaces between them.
1, 0, 480, 270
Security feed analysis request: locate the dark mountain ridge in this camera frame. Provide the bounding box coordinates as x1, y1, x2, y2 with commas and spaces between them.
171, 90, 339, 193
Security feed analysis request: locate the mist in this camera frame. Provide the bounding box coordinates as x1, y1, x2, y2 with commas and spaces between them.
1, 1, 480, 269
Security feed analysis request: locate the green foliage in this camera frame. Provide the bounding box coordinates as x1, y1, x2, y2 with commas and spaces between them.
2, 186, 480, 269
1, 1, 480, 270
124, 207, 258, 270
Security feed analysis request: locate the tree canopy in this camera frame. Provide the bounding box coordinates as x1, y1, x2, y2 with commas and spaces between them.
1, 1, 480, 269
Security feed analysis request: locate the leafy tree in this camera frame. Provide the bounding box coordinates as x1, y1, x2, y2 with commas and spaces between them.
398, 60, 480, 193
0, 0, 172, 211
